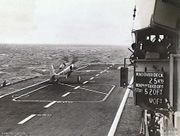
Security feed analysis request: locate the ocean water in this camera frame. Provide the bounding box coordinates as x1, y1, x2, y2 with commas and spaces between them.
0, 44, 130, 83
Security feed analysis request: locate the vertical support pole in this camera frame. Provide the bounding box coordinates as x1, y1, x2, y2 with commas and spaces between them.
144, 110, 150, 136
169, 54, 174, 107
124, 58, 127, 68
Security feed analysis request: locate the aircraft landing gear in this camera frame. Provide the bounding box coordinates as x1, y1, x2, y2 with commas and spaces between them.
77, 75, 81, 83
49, 75, 55, 83
49, 75, 59, 84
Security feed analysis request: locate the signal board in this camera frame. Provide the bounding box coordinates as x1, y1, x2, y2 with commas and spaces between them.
135, 72, 167, 109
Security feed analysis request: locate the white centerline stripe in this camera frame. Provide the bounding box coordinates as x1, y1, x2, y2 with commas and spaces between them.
100, 71, 103, 74
18, 114, 36, 125
44, 101, 57, 108
117, 66, 121, 70
107, 77, 134, 136
74, 86, 80, 90
83, 81, 88, 84
95, 74, 100, 77
62, 92, 71, 97
90, 77, 94, 80
101, 70, 106, 73
59, 83, 76, 88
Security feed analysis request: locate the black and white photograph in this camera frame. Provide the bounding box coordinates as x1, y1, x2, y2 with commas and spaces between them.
0, 0, 179, 136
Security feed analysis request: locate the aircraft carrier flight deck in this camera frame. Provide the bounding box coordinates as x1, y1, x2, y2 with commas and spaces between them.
0, 63, 141, 136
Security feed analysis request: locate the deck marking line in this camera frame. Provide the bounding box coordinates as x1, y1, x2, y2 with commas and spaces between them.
95, 74, 100, 77
107, 77, 134, 136
59, 83, 76, 88
117, 66, 121, 70
83, 81, 88, 84
80, 87, 107, 95
74, 86, 80, 90
76, 65, 88, 70
90, 77, 94, 80
13, 85, 49, 101
44, 101, 57, 108
18, 114, 36, 125
62, 92, 71, 97
102, 85, 116, 102
37, 114, 52, 117
0, 79, 49, 99
102, 70, 107, 73
100, 71, 103, 74
14, 99, 53, 103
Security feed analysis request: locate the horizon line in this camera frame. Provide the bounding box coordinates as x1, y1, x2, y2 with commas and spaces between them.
0, 43, 130, 47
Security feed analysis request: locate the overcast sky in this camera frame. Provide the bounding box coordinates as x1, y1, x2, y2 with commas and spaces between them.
0, 0, 148, 45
